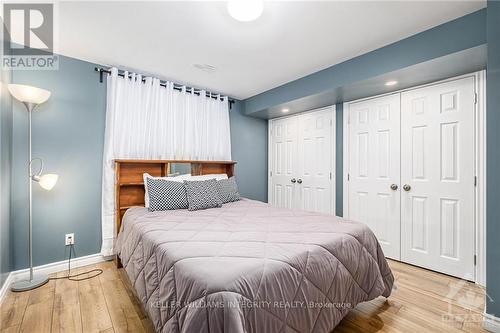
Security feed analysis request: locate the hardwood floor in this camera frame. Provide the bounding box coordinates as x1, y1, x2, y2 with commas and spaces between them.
0, 259, 486, 333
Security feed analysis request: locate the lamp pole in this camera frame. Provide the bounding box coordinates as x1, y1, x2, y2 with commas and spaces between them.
25, 102, 36, 282
9, 97, 51, 292
8, 84, 53, 291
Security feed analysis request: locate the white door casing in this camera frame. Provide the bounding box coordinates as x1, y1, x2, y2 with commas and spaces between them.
347, 94, 401, 259
297, 109, 333, 214
400, 76, 475, 279
270, 116, 298, 209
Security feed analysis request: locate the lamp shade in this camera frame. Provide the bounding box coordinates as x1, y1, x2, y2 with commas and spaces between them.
37, 174, 58, 191
7, 84, 51, 105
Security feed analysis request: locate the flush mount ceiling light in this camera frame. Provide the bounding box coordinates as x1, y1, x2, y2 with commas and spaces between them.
385, 80, 398, 86
227, 0, 264, 22
281, 108, 290, 113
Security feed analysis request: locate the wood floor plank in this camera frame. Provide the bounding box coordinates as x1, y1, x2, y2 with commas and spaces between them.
117, 269, 149, 321
0, 290, 30, 332
77, 265, 113, 333
140, 317, 156, 333
336, 308, 399, 333
51, 269, 83, 333
26, 279, 55, 306
0, 259, 488, 333
100, 278, 145, 333
97, 262, 121, 282
1, 291, 29, 310
0, 324, 20, 333
0, 289, 31, 331
335, 316, 383, 333
0, 305, 26, 331
19, 299, 54, 333
51, 300, 82, 333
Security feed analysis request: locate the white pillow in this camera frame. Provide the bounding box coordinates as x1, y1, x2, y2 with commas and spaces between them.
142, 173, 228, 208
187, 174, 228, 181
143, 173, 192, 208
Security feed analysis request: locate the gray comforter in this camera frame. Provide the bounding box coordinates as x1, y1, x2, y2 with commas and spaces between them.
116, 199, 394, 333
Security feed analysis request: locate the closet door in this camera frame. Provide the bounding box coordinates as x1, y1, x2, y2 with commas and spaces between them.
270, 116, 299, 209
348, 94, 401, 259
296, 109, 333, 214
400, 77, 475, 279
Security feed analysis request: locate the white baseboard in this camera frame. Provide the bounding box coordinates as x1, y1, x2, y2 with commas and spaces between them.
484, 313, 500, 333
0, 273, 14, 305
0, 253, 109, 305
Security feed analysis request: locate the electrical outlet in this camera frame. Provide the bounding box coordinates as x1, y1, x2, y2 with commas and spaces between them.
65, 233, 75, 246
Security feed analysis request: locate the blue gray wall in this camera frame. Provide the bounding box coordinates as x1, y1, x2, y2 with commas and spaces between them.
230, 100, 268, 202
11, 56, 106, 269
1, 61, 13, 288
244, 4, 500, 319
246, 9, 487, 218
244, 8, 486, 115
486, 0, 500, 318
6, 11, 498, 319
9, 55, 268, 269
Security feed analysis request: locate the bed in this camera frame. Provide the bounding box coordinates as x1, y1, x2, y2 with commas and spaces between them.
114, 160, 394, 333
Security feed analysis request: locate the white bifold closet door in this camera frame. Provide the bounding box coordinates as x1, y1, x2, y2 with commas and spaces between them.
271, 116, 299, 209
400, 77, 475, 279
348, 94, 401, 259
271, 108, 334, 214
348, 76, 475, 279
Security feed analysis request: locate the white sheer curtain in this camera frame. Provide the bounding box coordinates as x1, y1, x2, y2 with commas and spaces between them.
101, 68, 231, 256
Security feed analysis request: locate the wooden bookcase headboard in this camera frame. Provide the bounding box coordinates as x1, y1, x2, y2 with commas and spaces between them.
114, 159, 236, 267
114, 159, 236, 235
115, 160, 236, 268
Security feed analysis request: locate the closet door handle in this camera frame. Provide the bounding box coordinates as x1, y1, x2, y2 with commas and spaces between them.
291, 178, 296, 183
403, 184, 411, 191
390, 184, 398, 191
297, 179, 303, 184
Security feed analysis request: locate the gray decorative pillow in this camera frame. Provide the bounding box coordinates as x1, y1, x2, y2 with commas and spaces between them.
183, 179, 223, 211
217, 177, 241, 203
146, 178, 188, 211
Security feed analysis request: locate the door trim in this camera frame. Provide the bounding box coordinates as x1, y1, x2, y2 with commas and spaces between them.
343, 71, 486, 285
268, 105, 336, 215
267, 119, 273, 203
475, 70, 486, 287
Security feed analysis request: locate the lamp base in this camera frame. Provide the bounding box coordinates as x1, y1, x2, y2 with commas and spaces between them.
11, 274, 49, 292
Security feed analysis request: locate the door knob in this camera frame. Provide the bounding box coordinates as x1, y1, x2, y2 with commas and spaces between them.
297, 179, 303, 184
403, 184, 411, 191
390, 184, 398, 191
291, 178, 296, 183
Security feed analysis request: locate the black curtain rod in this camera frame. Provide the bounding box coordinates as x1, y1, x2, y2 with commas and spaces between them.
94, 67, 235, 108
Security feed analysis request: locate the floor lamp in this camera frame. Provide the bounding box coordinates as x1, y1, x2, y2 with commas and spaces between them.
8, 84, 59, 292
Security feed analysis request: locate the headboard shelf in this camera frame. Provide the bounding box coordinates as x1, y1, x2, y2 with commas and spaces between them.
115, 159, 236, 164
119, 182, 144, 186
114, 159, 236, 267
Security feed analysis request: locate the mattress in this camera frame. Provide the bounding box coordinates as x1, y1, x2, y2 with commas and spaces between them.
116, 198, 394, 333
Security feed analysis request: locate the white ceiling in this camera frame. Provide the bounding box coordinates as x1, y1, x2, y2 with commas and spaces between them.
57, 1, 486, 99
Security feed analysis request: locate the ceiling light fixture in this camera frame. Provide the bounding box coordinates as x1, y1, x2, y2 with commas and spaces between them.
281, 108, 290, 113
227, 0, 263, 22
385, 80, 398, 86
